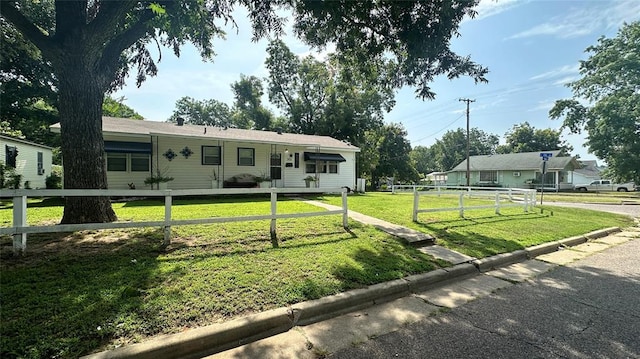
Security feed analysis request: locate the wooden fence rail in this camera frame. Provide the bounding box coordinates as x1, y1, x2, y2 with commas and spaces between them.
0, 187, 348, 255
412, 187, 537, 221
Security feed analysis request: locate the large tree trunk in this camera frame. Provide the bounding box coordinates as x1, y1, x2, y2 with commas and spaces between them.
58, 64, 117, 224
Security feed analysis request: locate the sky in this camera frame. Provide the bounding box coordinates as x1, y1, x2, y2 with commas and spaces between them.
113, 0, 640, 162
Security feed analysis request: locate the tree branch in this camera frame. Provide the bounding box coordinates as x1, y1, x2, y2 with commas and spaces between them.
54, 0, 88, 39
87, 0, 138, 46
0, 1, 57, 58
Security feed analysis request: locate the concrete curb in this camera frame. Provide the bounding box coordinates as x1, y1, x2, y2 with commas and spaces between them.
84, 227, 624, 359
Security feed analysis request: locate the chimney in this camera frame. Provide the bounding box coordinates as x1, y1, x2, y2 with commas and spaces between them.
276, 127, 282, 134
176, 117, 185, 126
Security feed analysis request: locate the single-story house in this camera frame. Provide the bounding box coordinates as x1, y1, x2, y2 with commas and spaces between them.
423, 171, 447, 185
571, 160, 603, 184
51, 117, 360, 190
446, 150, 581, 190
0, 134, 53, 189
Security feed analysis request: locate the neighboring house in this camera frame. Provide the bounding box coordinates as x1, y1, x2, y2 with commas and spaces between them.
446, 150, 580, 190
0, 135, 53, 189
571, 160, 603, 184
423, 171, 448, 185
51, 117, 360, 190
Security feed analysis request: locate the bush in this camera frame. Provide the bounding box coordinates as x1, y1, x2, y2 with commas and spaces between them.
45, 173, 62, 189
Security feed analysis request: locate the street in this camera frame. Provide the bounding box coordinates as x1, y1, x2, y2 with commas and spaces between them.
330, 238, 640, 358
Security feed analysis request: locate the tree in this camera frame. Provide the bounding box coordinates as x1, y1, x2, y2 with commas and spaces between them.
102, 96, 143, 119
496, 122, 573, 155
431, 128, 499, 171
230, 74, 274, 130
168, 96, 232, 127
2, 0, 486, 223
410, 145, 438, 177
550, 22, 640, 182
368, 124, 419, 186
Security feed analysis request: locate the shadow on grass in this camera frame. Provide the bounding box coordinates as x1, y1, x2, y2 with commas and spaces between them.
0, 233, 170, 359
415, 211, 549, 231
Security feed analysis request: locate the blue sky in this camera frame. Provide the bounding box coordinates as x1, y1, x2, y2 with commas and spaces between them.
114, 0, 640, 161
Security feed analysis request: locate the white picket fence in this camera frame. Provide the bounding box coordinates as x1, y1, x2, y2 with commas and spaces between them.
0, 187, 348, 255
411, 186, 537, 221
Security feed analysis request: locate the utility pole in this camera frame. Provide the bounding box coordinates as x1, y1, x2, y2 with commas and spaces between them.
459, 98, 475, 187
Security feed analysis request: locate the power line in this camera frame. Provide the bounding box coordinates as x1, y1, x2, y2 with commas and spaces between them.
411, 113, 465, 143
459, 98, 475, 187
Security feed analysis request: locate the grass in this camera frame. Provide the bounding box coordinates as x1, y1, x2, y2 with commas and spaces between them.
540, 191, 640, 204
0, 196, 446, 358
318, 192, 633, 258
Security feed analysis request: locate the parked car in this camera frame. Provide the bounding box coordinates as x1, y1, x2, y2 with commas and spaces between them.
573, 179, 636, 192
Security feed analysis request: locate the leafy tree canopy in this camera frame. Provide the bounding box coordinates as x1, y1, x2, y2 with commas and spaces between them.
168, 96, 232, 127
1, 0, 486, 223
496, 122, 573, 156
550, 22, 640, 182
366, 123, 419, 185
102, 96, 143, 119
430, 128, 499, 171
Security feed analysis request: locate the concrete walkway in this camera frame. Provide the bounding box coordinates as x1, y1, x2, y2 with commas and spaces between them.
300, 199, 475, 265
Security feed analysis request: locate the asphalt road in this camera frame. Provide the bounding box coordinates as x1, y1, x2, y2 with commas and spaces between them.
544, 201, 640, 218
330, 239, 640, 359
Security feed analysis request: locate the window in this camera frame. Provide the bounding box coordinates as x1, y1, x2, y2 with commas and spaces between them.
5, 145, 18, 168
107, 153, 127, 171
37, 152, 44, 175
131, 154, 150, 172
305, 161, 339, 174
202, 146, 221, 165
270, 153, 282, 180
238, 148, 254, 166
479, 171, 497, 182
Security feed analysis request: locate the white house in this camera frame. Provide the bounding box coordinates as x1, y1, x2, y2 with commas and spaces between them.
571, 160, 603, 184
51, 117, 360, 190
0, 135, 53, 189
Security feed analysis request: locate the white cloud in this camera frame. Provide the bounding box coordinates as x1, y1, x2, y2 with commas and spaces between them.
506, 0, 640, 40
530, 64, 579, 81
466, 0, 525, 22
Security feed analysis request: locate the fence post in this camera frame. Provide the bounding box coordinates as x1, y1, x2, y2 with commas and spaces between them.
495, 192, 500, 215
391, 185, 396, 194
508, 188, 513, 201
341, 190, 348, 229
459, 192, 464, 218
270, 190, 278, 247
413, 191, 419, 222
163, 192, 172, 247
524, 191, 529, 212
437, 186, 441, 197
13, 195, 27, 255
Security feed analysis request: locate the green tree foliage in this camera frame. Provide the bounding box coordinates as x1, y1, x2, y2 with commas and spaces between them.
265, 40, 392, 147
550, 22, 640, 182
430, 128, 499, 171
168, 96, 232, 127
410, 145, 438, 177
2, 0, 486, 223
366, 124, 419, 185
496, 122, 573, 155
102, 96, 143, 119
230, 74, 274, 130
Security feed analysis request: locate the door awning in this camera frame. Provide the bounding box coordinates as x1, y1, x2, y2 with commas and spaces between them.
105, 141, 152, 154
303, 152, 346, 162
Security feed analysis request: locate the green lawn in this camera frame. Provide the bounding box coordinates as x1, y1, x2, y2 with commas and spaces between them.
0, 197, 446, 358
319, 192, 633, 258
540, 191, 640, 204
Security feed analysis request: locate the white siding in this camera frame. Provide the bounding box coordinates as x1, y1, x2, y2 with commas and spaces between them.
102, 134, 358, 190
0, 137, 52, 189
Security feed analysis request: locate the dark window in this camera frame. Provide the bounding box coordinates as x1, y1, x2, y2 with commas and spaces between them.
328, 162, 338, 173
5, 145, 18, 168
270, 153, 282, 180
107, 153, 127, 171
37, 152, 44, 175
131, 154, 150, 172
294, 152, 300, 168
202, 146, 221, 165
479, 171, 497, 182
238, 148, 254, 166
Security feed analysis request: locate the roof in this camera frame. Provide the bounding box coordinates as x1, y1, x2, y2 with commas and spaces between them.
0, 134, 53, 150
574, 160, 602, 177
51, 117, 360, 152
449, 151, 580, 172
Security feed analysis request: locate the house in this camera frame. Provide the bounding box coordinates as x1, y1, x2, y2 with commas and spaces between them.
446, 151, 580, 190
571, 160, 603, 184
51, 117, 360, 190
0, 135, 53, 189
423, 171, 447, 185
